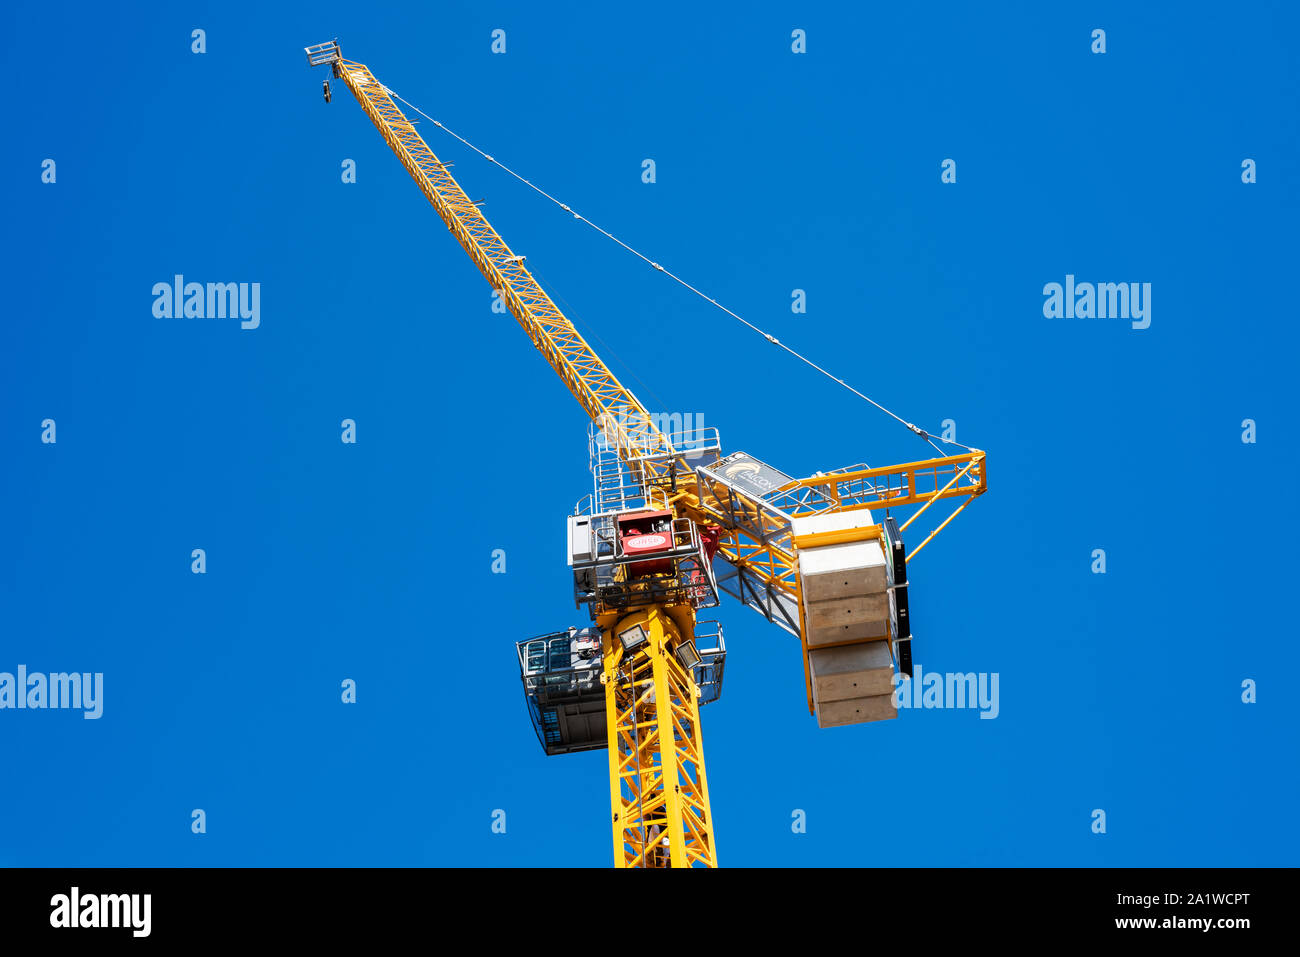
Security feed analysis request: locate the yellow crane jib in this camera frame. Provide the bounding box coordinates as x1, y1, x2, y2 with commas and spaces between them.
305, 39, 988, 868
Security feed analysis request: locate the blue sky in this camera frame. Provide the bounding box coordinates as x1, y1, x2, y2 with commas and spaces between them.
1, 1, 1296, 866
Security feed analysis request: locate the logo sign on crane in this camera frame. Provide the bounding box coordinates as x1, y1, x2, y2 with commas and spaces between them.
704, 451, 793, 500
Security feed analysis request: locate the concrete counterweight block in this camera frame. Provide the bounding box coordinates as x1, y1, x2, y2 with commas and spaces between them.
809, 639, 898, 728
797, 537, 887, 602
794, 512, 890, 648
795, 511, 898, 727
814, 692, 898, 728
809, 639, 895, 701
802, 593, 890, 646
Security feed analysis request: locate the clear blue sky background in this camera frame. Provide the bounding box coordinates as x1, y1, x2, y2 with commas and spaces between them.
2, 1, 1296, 866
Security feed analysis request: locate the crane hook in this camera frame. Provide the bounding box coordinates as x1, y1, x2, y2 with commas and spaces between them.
322, 80, 332, 104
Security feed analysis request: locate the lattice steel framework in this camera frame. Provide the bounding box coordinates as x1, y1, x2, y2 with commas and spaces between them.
308, 41, 988, 867
602, 607, 715, 868
328, 52, 668, 457
314, 44, 987, 645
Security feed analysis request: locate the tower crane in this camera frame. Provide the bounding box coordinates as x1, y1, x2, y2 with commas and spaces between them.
305, 40, 988, 868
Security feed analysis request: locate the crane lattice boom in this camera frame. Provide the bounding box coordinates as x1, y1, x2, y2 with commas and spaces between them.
306, 40, 987, 868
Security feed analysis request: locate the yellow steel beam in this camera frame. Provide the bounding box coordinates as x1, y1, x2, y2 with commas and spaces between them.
316, 45, 987, 861
602, 607, 716, 868
323, 51, 987, 617
332, 58, 668, 457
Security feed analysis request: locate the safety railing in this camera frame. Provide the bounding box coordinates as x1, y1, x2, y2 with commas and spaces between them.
304, 40, 341, 67
571, 514, 720, 611
692, 621, 727, 705
517, 632, 602, 697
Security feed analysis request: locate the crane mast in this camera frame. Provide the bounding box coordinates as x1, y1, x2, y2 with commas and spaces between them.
306, 41, 988, 868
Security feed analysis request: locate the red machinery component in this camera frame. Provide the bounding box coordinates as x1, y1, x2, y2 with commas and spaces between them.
698, 524, 722, 562
617, 510, 674, 577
